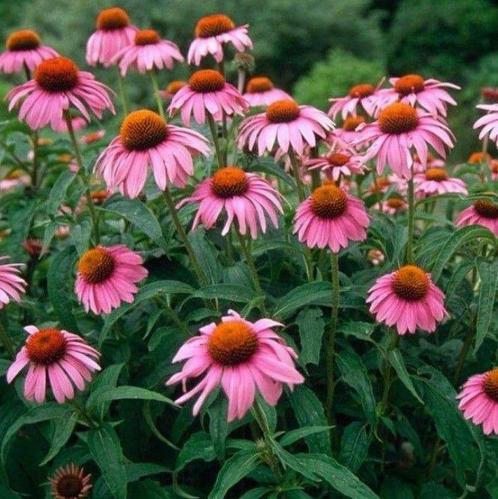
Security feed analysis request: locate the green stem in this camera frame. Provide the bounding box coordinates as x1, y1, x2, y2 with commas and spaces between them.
116, 66, 129, 116
325, 252, 340, 426
406, 165, 415, 263
288, 149, 306, 202
64, 112, 100, 244
149, 70, 165, 119
30, 131, 39, 189
0, 322, 14, 357
207, 114, 224, 169
380, 330, 399, 413
162, 189, 207, 286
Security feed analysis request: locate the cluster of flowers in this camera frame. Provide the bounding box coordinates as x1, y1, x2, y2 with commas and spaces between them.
1, 7, 498, 490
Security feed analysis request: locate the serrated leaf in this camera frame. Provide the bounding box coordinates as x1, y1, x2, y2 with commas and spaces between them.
474, 261, 498, 353
296, 308, 325, 366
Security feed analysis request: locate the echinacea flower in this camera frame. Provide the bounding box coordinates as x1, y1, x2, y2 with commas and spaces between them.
357, 103, 454, 178
243, 76, 291, 107
0, 170, 31, 193
6, 325, 101, 403
293, 182, 369, 252
160, 80, 187, 101
75, 245, 148, 315
366, 265, 447, 335
305, 149, 366, 182
0, 29, 58, 75
179, 166, 282, 238
467, 151, 490, 165
7, 56, 114, 131
380, 74, 459, 117
0, 257, 26, 309
490, 160, 498, 181
332, 115, 367, 144
95, 109, 209, 198
86, 7, 137, 67
113, 29, 183, 76
169, 69, 248, 126
367, 248, 385, 266
456, 199, 498, 236
328, 83, 383, 119
414, 167, 467, 198
238, 99, 334, 155
375, 196, 407, 215
80, 129, 105, 145
52, 116, 88, 134
166, 309, 304, 421
49, 463, 92, 499
188, 14, 252, 65
457, 368, 498, 435
474, 104, 498, 146
482, 87, 498, 103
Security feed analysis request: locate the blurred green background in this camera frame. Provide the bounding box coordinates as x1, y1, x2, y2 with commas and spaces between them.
2, 0, 498, 159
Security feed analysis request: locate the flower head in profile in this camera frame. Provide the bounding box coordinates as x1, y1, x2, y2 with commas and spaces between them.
357, 102, 454, 178
166, 310, 304, 421
188, 14, 252, 65
328, 83, 383, 119
0, 257, 26, 309
6, 325, 100, 403
243, 76, 291, 107
113, 29, 183, 75
160, 80, 187, 101
293, 182, 369, 252
169, 69, 248, 126
0, 29, 58, 74
49, 463, 92, 499
75, 245, 148, 315
457, 368, 498, 435
375, 196, 407, 215
467, 151, 490, 165
380, 74, 459, 117
366, 265, 447, 335
332, 115, 367, 144
80, 129, 106, 145
7, 56, 114, 131
456, 198, 498, 236
490, 160, 498, 181
238, 99, 334, 155
414, 167, 467, 198
0, 170, 31, 193
305, 147, 366, 182
474, 104, 498, 146
86, 7, 137, 67
179, 166, 282, 239
96, 109, 209, 198
52, 116, 88, 134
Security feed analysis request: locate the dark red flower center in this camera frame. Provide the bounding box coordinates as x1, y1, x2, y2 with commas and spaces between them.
56, 474, 84, 497
35, 57, 79, 93
195, 14, 235, 38
379, 103, 418, 135
425, 167, 448, 182
394, 74, 425, 96
266, 100, 300, 123
392, 265, 429, 301
90, 190, 109, 205
165, 80, 186, 95
120, 109, 168, 151
342, 115, 365, 131
6, 30, 40, 51
474, 199, 498, 219
96, 7, 130, 31
484, 369, 498, 402
468, 152, 490, 164
135, 29, 160, 46
78, 247, 115, 284
386, 197, 405, 210
327, 152, 350, 166
349, 83, 374, 98
26, 328, 67, 365
208, 320, 258, 365
189, 69, 225, 93
311, 183, 347, 219
211, 166, 249, 198
247, 76, 274, 93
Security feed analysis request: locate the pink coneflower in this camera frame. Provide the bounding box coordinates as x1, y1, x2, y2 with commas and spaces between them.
179, 166, 282, 239
0, 170, 31, 192
169, 69, 248, 126
414, 167, 467, 198
80, 129, 105, 145
380, 74, 459, 117
188, 14, 252, 65
238, 99, 333, 155
0, 258, 26, 309
86, 7, 137, 67
49, 463, 92, 499
166, 309, 304, 421
474, 104, 498, 145
243, 76, 291, 107
490, 160, 498, 181
468, 152, 491, 165
52, 116, 88, 134
23, 238, 43, 258
457, 368, 498, 435
332, 115, 367, 144
357, 103, 454, 178
95, 109, 209, 198
367, 248, 385, 266
7, 56, 114, 131
456, 199, 498, 236
160, 80, 187, 101
366, 265, 447, 335
482, 87, 498, 103
374, 196, 407, 215
305, 149, 366, 182
6, 325, 100, 403
328, 83, 383, 119
113, 29, 183, 76
293, 182, 369, 252
75, 245, 148, 315
0, 29, 58, 75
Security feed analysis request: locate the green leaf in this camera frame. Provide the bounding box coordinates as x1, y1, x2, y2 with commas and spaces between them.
296, 453, 379, 499
47, 247, 78, 331
296, 308, 325, 366
208, 449, 260, 499
70, 220, 92, 256
193, 284, 256, 303
269, 440, 317, 481
188, 228, 220, 284
208, 398, 228, 460
126, 463, 170, 483
46, 170, 76, 214
387, 349, 423, 404
474, 260, 498, 353
128, 480, 176, 498
279, 426, 331, 448
101, 197, 167, 250
87, 363, 124, 419
274, 282, 331, 319
175, 432, 216, 473
39, 413, 77, 465
87, 386, 176, 411
339, 422, 370, 472
87, 424, 128, 499
289, 385, 331, 455
248, 158, 293, 186
239, 488, 272, 499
